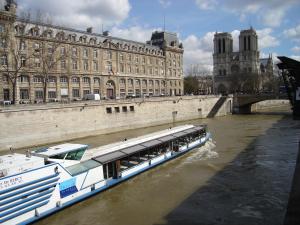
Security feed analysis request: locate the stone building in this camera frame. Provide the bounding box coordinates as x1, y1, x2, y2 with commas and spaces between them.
213, 27, 273, 94
0, 1, 184, 103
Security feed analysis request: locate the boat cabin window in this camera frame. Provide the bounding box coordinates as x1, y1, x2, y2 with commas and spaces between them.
50, 153, 67, 159
65, 148, 86, 160
49, 148, 86, 160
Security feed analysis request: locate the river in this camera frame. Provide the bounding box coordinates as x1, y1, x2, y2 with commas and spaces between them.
16, 106, 300, 225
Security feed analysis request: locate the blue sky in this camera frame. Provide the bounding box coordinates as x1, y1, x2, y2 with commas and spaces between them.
10, 0, 300, 72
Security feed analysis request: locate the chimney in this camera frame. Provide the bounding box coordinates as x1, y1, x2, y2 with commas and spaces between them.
87, 27, 93, 33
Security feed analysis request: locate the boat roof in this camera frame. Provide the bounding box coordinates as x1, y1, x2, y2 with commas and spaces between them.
32, 143, 88, 157
91, 125, 206, 164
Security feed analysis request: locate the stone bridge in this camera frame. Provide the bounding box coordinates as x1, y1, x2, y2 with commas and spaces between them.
233, 94, 288, 113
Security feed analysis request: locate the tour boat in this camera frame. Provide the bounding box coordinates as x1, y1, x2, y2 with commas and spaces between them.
0, 124, 211, 225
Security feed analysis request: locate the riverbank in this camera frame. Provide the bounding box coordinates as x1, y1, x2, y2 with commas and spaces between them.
0, 95, 232, 152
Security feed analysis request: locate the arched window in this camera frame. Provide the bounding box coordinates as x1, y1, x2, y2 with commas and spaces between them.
48, 76, 56, 83
72, 77, 80, 83
33, 76, 43, 83
94, 77, 100, 85
83, 77, 90, 84
60, 76, 68, 83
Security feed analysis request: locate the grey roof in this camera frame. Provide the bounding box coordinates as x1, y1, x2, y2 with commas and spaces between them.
158, 135, 176, 142
15, 18, 161, 50
93, 151, 127, 164
172, 131, 189, 138
92, 125, 206, 164
140, 139, 162, 148
120, 145, 145, 155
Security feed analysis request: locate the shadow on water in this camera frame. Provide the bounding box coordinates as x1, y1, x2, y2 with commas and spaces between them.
153, 116, 300, 225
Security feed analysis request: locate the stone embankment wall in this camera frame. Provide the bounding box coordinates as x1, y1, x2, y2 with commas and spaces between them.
251, 100, 291, 111
0, 96, 232, 151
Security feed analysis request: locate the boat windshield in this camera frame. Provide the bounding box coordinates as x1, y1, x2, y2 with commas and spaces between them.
49, 148, 86, 161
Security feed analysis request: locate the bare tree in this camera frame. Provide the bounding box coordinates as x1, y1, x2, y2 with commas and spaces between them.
0, 12, 37, 104
34, 38, 67, 102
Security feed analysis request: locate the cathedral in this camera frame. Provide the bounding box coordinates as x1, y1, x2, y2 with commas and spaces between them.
213, 27, 273, 94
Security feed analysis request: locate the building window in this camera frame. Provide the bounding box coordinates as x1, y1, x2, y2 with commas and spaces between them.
94, 77, 100, 85
83, 48, 88, 58
33, 76, 43, 83
119, 78, 125, 84
48, 76, 56, 83
128, 65, 132, 73
107, 51, 112, 60
60, 47, 66, 56
120, 53, 124, 61
21, 57, 26, 67
47, 45, 53, 54
72, 89, 80, 98
107, 61, 112, 72
0, 24, 4, 33
93, 49, 98, 58
106, 107, 112, 113
1, 55, 8, 66
128, 54, 132, 61
2, 75, 9, 83
128, 79, 133, 86
72, 47, 78, 57
48, 91, 56, 99
129, 106, 134, 111
83, 61, 89, 71
94, 89, 100, 94
136, 65, 139, 74
83, 90, 90, 95
72, 60, 78, 70
19, 41, 26, 50
35, 90, 43, 99
33, 42, 40, 50
114, 107, 120, 113
135, 79, 140, 86
72, 77, 80, 83
120, 63, 124, 73
20, 89, 29, 99
135, 55, 139, 63
0, 38, 6, 48
83, 77, 90, 84
19, 75, 29, 83
122, 106, 127, 112
61, 60, 66, 69
34, 58, 40, 68
93, 61, 98, 71
60, 76, 68, 83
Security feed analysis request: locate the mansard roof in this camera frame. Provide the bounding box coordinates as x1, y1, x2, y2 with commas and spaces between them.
14, 17, 161, 51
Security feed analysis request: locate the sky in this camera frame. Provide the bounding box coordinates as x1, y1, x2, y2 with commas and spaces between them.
6, 0, 300, 73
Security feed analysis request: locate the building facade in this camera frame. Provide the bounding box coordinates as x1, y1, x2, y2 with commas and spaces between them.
0, 1, 184, 103
213, 27, 273, 94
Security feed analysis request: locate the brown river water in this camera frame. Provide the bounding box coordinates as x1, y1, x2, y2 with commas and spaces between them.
7, 106, 300, 225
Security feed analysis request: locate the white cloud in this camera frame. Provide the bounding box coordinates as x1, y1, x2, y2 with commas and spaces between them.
110, 26, 159, 43
283, 24, 300, 40
195, 0, 300, 27
290, 55, 300, 61
195, 0, 217, 10
292, 46, 300, 53
158, 0, 171, 8
182, 32, 215, 73
18, 0, 131, 31
257, 28, 279, 49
